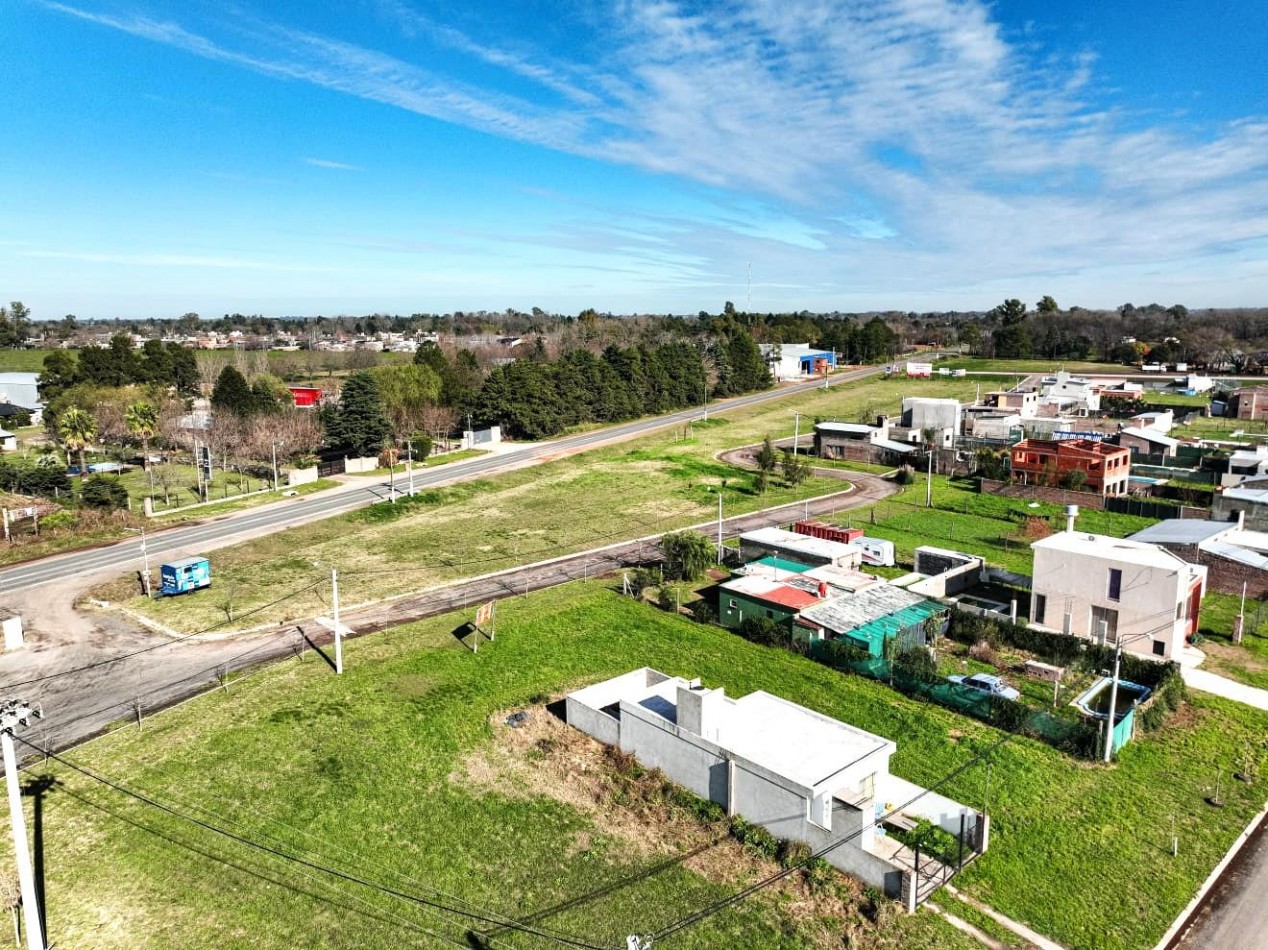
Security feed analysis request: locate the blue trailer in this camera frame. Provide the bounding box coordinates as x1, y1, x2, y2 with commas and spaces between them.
160, 556, 211, 596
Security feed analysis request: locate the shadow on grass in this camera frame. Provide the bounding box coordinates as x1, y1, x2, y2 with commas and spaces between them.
297, 625, 337, 673
22, 773, 59, 941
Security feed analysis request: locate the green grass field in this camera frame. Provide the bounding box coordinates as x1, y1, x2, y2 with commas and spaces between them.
935, 357, 1136, 375
117, 376, 989, 632
0, 347, 59, 372
21, 583, 1268, 949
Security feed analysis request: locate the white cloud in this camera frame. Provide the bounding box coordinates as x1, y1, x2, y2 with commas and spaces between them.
37, 0, 1268, 307
302, 157, 362, 171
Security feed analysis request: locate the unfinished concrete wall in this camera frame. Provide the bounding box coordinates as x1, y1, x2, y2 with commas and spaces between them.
618, 708, 729, 806
564, 698, 620, 746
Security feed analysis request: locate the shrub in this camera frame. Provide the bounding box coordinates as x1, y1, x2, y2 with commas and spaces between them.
657, 586, 677, 612
80, 474, 129, 510
38, 510, 76, 531
729, 816, 779, 861
802, 858, 836, 894
691, 600, 717, 625
891, 646, 938, 685
988, 695, 1031, 733
894, 465, 915, 485
738, 616, 788, 647
817, 637, 870, 668
776, 839, 812, 869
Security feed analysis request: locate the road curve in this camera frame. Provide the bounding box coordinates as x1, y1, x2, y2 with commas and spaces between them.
0, 361, 897, 593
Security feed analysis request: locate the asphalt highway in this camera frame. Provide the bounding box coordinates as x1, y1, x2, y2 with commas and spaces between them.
0, 360, 894, 593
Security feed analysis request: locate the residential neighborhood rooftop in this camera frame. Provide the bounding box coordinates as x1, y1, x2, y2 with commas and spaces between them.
1031, 531, 1193, 569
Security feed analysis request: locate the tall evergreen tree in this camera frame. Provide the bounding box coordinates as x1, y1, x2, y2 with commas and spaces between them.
325, 371, 392, 456
210, 366, 254, 415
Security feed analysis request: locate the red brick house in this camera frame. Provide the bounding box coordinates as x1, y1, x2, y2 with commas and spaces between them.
1009, 438, 1130, 496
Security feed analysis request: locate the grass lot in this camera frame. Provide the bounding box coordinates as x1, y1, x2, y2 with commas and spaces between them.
935, 357, 1136, 375
21, 583, 1268, 949
0, 347, 60, 372
117, 377, 989, 632
822, 476, 1156, 576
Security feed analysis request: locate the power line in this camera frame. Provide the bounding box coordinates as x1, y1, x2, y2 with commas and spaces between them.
20, 739, 611, 950
651, 734, 1012, 943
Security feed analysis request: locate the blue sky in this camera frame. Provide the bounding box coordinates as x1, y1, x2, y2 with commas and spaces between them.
2, 0, 1266, 319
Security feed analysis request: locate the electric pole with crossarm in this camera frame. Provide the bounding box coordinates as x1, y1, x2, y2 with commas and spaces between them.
1, 700, 45, 950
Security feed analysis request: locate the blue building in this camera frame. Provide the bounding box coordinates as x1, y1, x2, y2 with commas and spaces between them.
161, 557, 211, 596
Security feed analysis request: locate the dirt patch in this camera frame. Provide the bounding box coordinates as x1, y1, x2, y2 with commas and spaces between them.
453, 703, 904, 949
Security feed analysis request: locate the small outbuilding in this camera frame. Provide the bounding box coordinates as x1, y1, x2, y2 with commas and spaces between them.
160, 557, 212, 596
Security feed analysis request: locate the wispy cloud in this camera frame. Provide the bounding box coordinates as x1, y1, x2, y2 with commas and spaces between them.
302, 157, 362, 171
38, 0, 1268, 305
21, 249, 316, 271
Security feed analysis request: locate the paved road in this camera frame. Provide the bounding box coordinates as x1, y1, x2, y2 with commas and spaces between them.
1169, 810, 1268, 950
3, 474, 897, 764
0, 362, 892, 594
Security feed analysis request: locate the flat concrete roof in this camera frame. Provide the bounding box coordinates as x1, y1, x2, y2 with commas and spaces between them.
740, 527, 859, 561
1031, 531, 1192, 570
721, 691, 893, 789
571, 669, 893, 791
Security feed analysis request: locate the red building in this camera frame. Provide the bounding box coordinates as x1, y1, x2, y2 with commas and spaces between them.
1009, 438, 1130, 496
288, 386, 324, 408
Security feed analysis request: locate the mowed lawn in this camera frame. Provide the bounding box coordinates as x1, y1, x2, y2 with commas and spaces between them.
20, 583, 1268, 950
120, 377, 989, 633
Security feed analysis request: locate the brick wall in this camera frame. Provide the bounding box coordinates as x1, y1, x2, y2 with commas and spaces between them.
978, 478, 1109, 509
1154, 543, 1268, 597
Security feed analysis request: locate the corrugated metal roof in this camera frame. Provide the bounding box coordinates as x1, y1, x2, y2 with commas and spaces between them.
1201, 540, 1268, 571
1119, 426, 1179, 448
799, 584, 929, 635
1129, 519, 1233, 545
816, 422, 875, 434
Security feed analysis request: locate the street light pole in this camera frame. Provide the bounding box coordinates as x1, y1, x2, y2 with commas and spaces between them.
140, 524, 151, 597
1, 701, 45, 950
406, 439, 415, 497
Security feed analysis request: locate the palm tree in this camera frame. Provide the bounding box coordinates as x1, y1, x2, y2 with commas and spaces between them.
125, 401, 159, 470
58, 407, 97, 477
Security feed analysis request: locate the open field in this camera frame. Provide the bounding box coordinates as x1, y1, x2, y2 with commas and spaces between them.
935, 357, 1137, 375
116, 377, 988, 632
0, 348, 58, 372
822, 475, 1157, 577
19, 582, 1268, 950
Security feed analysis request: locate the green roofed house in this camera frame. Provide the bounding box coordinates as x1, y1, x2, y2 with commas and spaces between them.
798, 585, 947, 657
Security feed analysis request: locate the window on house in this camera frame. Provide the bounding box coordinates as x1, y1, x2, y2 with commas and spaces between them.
1108, 568, 1122, 601
1091, 605, 1119, 642
728, 599, 737, 609
1176, 602, 1184, 621
1034, 594, 1047, 625
1153, 640, 1166, 657
766, 610, 775, 619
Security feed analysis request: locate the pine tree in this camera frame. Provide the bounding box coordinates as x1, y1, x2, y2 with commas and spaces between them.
326, 371, 392, 457
211, 366, 254, 415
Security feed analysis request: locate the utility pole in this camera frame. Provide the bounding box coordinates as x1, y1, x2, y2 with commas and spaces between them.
1, 700, 45, 950
926, 449, 934, 508
139, 524, 151, 597
270, 440, 279, 492
1103, 623, 1119, 763
406, 439, 415, 497
388, 451, 396, 504
788, 410, 802, 455
716, 491, 724, 564
331, 568, 343, 675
